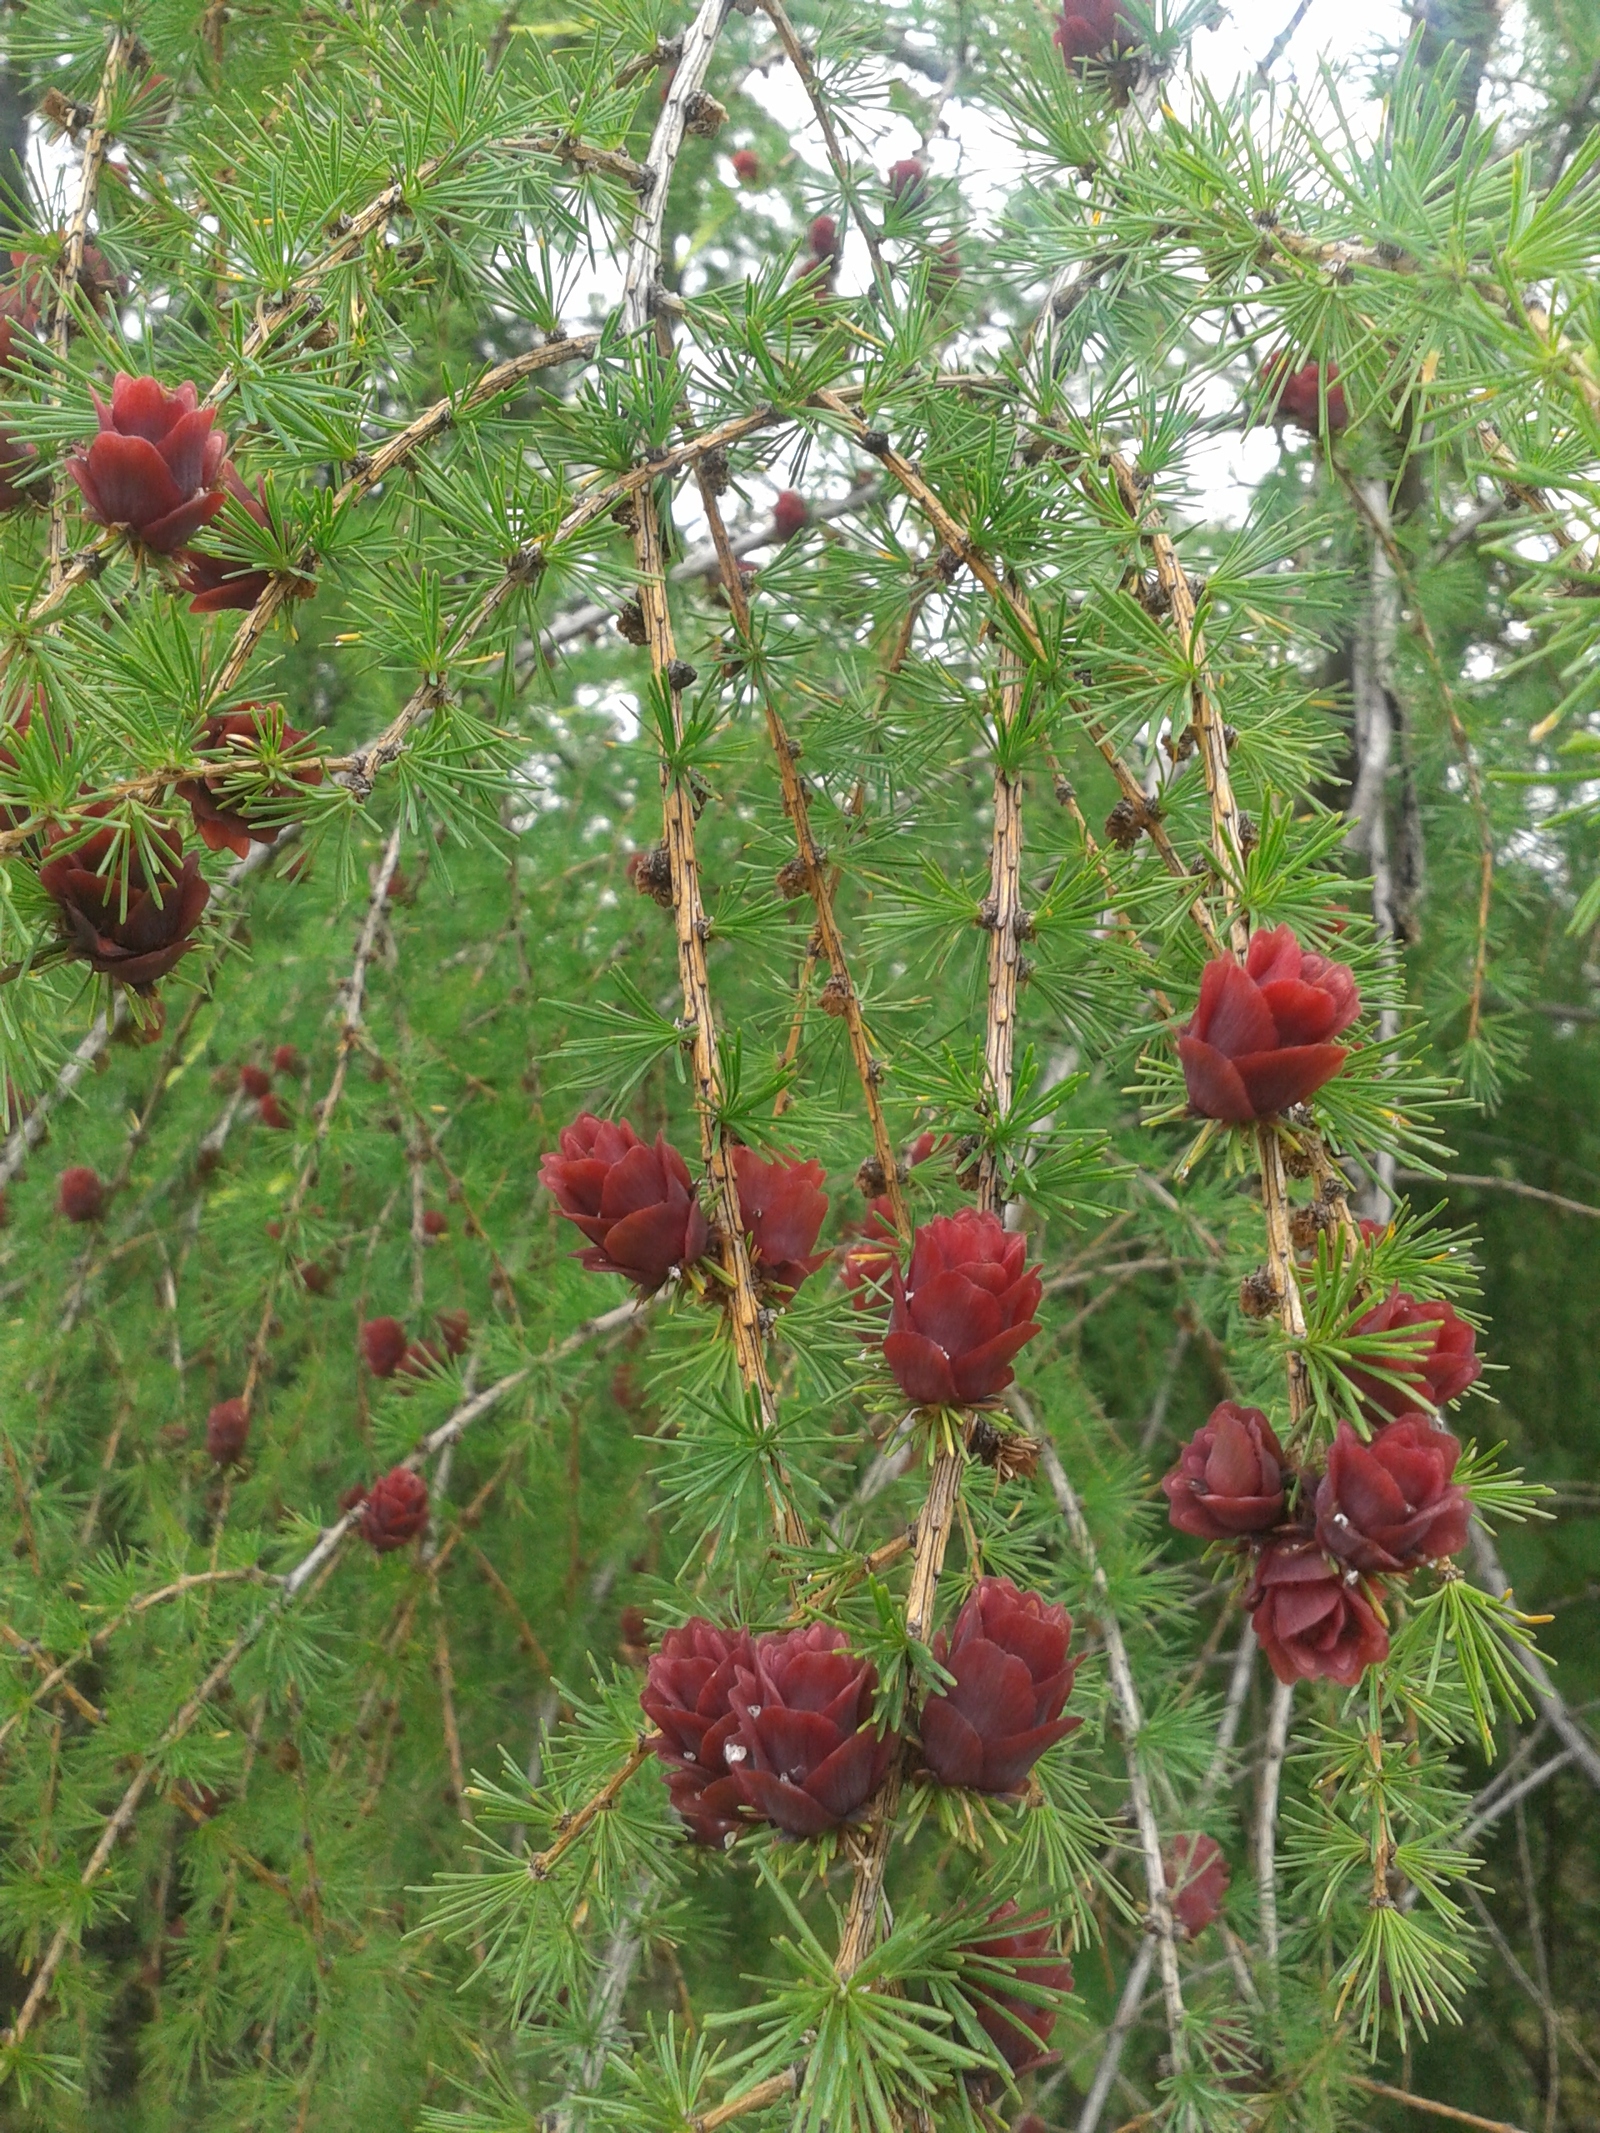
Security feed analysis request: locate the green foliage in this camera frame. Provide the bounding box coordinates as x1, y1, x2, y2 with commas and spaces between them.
0, 0, 1596, 2130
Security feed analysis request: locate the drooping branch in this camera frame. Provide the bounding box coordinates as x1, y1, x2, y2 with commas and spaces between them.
693, 468, 907, 1237
1106, 451, 1312, 1430
613, 0, 807, 1553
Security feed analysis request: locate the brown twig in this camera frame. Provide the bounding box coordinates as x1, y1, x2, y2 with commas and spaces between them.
1349, 2079, 1529, 2133
525, 1741, 651, 1882
690, 2068, 801, 2132
617, 0, 807, 1554
694, 471, 907, 1236
201, 334, 601, 711
814, 391, 1220, 951
836, 605, 1035, 1978
752, 0, 891, 299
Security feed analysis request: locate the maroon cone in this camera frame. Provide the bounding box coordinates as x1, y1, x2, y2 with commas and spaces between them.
1246, 1540, 1389, 1686
176, 704, 324, 858
960, 1904, 1074, 2076
176, 467, 316, 612
728, 1624, 897, 1837
1264, 354, 1349, 435
1347, 1287, 1480, 1420
1054, 0, 1137, 63
920, 1577, 1079, 1794
1313, 1416, 1469, 1574
1177, 924, 1359, 1123
65, 372, 229, 553
358, 1466, 429, 1553
539, 1113, 709, 1292
436, 1309, 470, 1356
883, 1210, 1042, 1407
206, 1397, 250, 1466
361, 1317, 409, 1378
731, 1144, 829, 1293
1161, 1401, 1287, 1540
39, 813, 210, 989
1163, 1833, 1230, 1937
641, 1618, 757, 1846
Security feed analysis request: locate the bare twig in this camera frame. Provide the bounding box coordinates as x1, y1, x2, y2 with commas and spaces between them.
1349, 2079, 1530, 2133
1396, 1169, 1600, 1221
1255, 0, 1319, 81
1255, 1676, 1295, 1973
1040, 1439, 1188, 2072
1469, 1523, 1600, 1792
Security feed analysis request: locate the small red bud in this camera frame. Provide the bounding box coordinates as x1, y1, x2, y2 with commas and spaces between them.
731, 148, 760, 183
238, 1064, 272, 1098
256, 1093, 291, 1129
421, 1208, 448, 1237
772, 489, 808, 540
361, 1317, 408, 1378
57, 1165, 105, 1223
272, 1044, 301, 1076
205, 1397, 250, 1466
808, 213, 839, 259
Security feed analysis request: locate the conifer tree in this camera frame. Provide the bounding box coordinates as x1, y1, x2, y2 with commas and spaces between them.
0, 1, 1597, 2130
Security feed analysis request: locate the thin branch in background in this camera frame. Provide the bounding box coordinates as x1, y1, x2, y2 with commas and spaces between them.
1255, 0, 1319, 82
1039, 1437, 1189, 2073
1137, 1322, 1192, 1452
1546, 51, 1600, 186
1397, 1169, 1600, 1220
754, 0, 891, 299
1350, 2077, 1532, 2133
1457, 1749, 1573, 1846
1468, 1523, 1600, 1792
1347, 474, 1404, 1219
239, 821, 406, 1419
1255, 1676, 1295, 1974
1338, 467, 1498, 1060
1457, 1877, 1600, 2091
